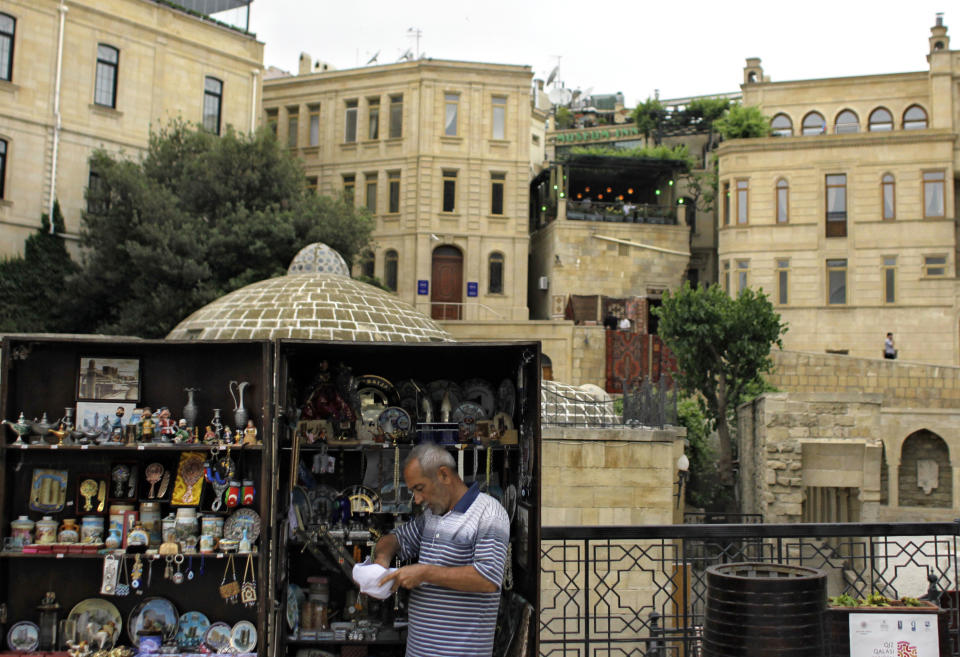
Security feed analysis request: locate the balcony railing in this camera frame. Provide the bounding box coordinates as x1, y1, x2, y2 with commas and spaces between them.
540, 521, 960, 656
567, 201, 678, 225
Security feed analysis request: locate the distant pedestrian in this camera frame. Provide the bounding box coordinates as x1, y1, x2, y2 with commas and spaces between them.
619, 317, 631, 331
603, 314, 618, 331
884, 332, 897, 359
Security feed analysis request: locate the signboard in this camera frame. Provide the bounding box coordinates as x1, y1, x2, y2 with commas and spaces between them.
417, 280, 429, 295
849, 613, 939, 657
467, 282, 478, 298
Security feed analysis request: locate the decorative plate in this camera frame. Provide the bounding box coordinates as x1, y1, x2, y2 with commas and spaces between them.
491, 411, 514, 435
127, 596, 178, 645
68, 598, 122, 649
286, 583, 302, 631
452, 402, 487, 443
502, 484, 519, 522
377, 406, 412, 443
396, 379, 427, 423
498, 379, 516, 417
223, 507, 261, 544
204, 622, 232, 652
291, 486, 312, 529
428, 380, 464, 421
29, 468, 68, 513
463, 379, 497, 418
6, 621, 39, 652
308, 484, 340, 527
230, 620, 258, 653
175, 611, 210, 650
341, 484, 381, 514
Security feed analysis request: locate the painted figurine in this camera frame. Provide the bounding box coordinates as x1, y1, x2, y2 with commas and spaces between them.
243, 419, 258, 446
203, 425, 217, 444
108, 406, 126, 442
157, 407, 176, 442
138, 407, 155, 442
173, 419, 191, 443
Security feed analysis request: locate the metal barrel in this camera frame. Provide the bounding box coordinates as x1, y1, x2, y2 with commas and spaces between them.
704, 562, 827, 657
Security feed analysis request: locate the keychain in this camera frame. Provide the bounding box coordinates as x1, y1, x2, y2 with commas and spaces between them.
100, 554, 120, 596
164, 555, 174, 580
172, 554, 185, 584
240, 554, 257, 607
131, 554, 144, 593
187, 556, 195, 581
116, 556, 131, 597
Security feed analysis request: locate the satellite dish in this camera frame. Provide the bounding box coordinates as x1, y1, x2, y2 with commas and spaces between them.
547, 87, 566, 105
557, 88, 573, 105
366, 50, 380, 65
546, 65, 559, 87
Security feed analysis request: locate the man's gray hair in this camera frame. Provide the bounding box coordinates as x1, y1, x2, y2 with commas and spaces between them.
406, 442, 456, 478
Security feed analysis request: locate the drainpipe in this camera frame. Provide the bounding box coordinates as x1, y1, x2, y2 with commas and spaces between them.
249, 68, 259, 133
48, 0, 67, 233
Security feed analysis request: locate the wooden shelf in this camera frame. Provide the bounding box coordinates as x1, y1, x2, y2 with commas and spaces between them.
0, 550, 262, 559
2, 443, 263, 451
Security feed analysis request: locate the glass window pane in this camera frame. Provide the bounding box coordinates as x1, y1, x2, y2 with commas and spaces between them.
802, 112, 825, 135
489, 254, 504, 294
345, 101, 358, 142
389, 95, 403, 138
869, 108, 893, 131
287, 116, 298, 147
885, 267, 895, 303
493, 97, 506, 139
368, 103, 379, 140
827, 186, 845, 213
828, 268, 846, 304
385, 251, 398, 291
925, 181, 945, 217
834, 110, 859, 134
779, 270, 788, 304
771, 114, 792, 136
777, 187, 788, 223
366, 181, 376, 212
0, 32, 12, 81
904, 106, 928, 129
445, 93, 458, 136
388, 173, 400, 213
309, 113, 319, 146
883, 183, 895, 219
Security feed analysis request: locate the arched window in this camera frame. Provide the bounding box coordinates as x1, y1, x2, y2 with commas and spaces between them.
834, 110, 859, 134
95, 44, 119, 108
903, 105, 928, 130
801, 111, 825, 136
384, 249, 398, 291
0, 13, 15, 82
898, 429, 951, 507
868, 107, 893, 131
776, 178, 789, 223
770, 113, 792, 137
881, 174, 895, 220
488, 252, 504, 294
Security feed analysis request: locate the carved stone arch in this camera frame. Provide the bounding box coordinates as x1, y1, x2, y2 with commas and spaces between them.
898, 429, 951, 507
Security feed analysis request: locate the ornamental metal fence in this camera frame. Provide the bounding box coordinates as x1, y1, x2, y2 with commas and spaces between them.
539, 521, 960, 657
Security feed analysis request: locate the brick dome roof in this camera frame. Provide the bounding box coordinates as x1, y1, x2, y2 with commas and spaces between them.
166, 244, 453, 342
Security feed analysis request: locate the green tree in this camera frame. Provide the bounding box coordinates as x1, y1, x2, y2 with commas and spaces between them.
714, 104, 770, 139
632, 97, 667, 143
655, 283, 786, 500
71, 120, 374, 337
0, 201, 79, 333
554, 106, 575, 130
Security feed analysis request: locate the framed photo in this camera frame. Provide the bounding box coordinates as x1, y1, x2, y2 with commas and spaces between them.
76, 402, 137, 435
77, 357, 140, 402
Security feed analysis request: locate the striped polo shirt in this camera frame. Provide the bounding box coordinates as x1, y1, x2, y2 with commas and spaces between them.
393, 482, 509, 657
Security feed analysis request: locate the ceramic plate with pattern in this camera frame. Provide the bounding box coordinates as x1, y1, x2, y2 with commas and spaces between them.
204, 622, 232, 652
230, 620, 258, 653
127, 596, 178, 645
175, 611, 210, 650
462, 379, 497, 418
223, 507, 261, 543
68, 598, 122, 649
377, 406, 412, 443
6, 621, 39, 652
452, 401, 487, 443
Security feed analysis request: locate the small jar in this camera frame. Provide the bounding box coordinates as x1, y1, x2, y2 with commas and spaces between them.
80, 516, 104, 544
35, 516, 58, 544
109, 504, 134, 533
199, 534, 216, 553
175, 507, 198, 542
105, 527, 122, 550
58, 518, 79, 544
200, 515, 224, 543
10, 515, 34, 544
126, 522, 149, 548
161, 513, 177, 544
139, 502, 162, 546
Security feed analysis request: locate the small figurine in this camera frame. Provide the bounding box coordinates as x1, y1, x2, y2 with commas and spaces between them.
203, 425, 217, 444
157, 407, 176, 443
138, 407, 155, 442
173, 419, 191, 444
243, 419, 258, 446
222, 425, 232, 444
108, 407, 125, 443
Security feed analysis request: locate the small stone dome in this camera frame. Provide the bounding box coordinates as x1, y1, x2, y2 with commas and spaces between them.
167, 243, 453, 343
287, 242, 350, 276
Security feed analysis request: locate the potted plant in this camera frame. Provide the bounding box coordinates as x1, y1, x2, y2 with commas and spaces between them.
825, 593, 947, 656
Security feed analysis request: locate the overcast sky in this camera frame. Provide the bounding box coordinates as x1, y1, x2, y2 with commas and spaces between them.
218, 2, 950, 105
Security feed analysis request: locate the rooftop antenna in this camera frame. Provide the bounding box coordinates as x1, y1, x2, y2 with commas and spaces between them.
407, 27, 422, 59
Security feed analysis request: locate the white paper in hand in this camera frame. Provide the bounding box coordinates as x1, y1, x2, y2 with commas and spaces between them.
351, 557, 397, 600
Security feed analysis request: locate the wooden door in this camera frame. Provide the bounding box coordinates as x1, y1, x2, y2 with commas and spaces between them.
431, 245, 463, 319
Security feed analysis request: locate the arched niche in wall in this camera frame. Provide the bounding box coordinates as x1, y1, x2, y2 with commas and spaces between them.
898, 429, 952, 507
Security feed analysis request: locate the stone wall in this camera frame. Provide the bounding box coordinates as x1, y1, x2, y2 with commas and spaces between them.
770, 350, 960, 409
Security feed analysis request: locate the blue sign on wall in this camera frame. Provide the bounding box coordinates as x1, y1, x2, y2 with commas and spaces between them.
467, 282, 478, 297
417, 280, 429, 295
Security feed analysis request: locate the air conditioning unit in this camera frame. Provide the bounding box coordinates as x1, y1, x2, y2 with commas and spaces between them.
538, 276, 549, 290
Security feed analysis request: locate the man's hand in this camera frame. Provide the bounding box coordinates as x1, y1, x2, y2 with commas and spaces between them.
379, 564, 431, 591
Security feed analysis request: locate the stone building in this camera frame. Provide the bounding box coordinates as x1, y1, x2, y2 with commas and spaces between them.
0, 0, 263, 256
262, 57, 544, 323
717, 16, 960, 364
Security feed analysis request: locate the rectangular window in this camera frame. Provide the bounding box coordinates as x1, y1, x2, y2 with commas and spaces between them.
722, 182, 730, 226
737, 180, 749, 224
342, 174, 355, 204
492, 96, 506, 139
365, 174, 377, 213
287, 107, 298, 148
266, 108, 278, 137
306, 176, 318, 195
776, 180, 789, 223
776, 259, 789, 305
367, 97, 380, 140
827, 259, 847, 305
87, 169, 105, 213
826, 174, 847, 237
389, 94, 403, 138
923, 171, 945, 218
491, 172, 505, 215
882, 256, 896, 304
488, 253, 504, 294
924, 255, 947, 277
723, 260, 730, 294
384, 251, 398, 291
94, 44, 119, 108
388, 171, 400, 214
442, 169, 457, 212
737, 260, 749, 292
0, 13, 15, 82
882, 176, 895, 220
0, 138, 6, 199
202, 76, 222, 135
444, 93, 459, 137
308, 105, 320, 146
344, 99, 358, 143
